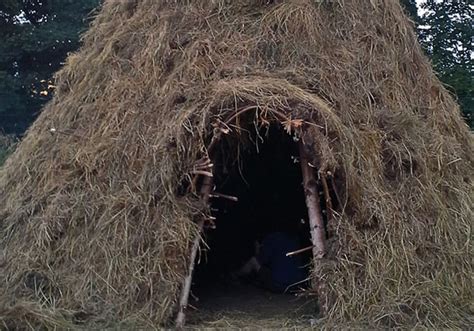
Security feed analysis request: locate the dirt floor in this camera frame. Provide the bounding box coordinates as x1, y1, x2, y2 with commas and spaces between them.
186, 282, 319, 329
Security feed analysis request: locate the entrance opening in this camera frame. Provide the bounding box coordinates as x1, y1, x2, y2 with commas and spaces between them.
189, 125, 316, 325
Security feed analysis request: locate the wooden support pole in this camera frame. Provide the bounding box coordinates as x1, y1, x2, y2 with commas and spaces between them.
176, 174, 214, 329
298, 141, 328, 314
298, 142, 326, 259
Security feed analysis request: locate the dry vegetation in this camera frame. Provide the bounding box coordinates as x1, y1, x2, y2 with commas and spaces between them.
0, 0, 472, 329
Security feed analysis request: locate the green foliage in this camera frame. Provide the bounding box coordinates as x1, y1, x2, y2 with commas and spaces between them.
400, 0, 473, 128
0, 149, 9, 166
419, 0, 473, 128
0, 0, 101, 135
0, 134, 16, 166
400, 0, 419, 24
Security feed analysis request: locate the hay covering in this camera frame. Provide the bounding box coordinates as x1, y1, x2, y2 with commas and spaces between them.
0, 0, 473, 328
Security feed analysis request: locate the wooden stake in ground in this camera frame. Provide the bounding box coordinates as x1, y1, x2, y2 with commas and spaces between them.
298, 141, 328, 313
176, 172, 214, 329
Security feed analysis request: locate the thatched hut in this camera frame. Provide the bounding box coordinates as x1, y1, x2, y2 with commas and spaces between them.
0, 0, 472, 328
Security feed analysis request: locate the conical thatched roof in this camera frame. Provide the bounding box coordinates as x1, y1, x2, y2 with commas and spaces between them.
0, 0, 472, 328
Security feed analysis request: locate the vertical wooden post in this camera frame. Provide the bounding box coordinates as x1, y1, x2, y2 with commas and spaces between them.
298, 141, 328, 314
176, 173, 214, 329
299, 142, 326, 259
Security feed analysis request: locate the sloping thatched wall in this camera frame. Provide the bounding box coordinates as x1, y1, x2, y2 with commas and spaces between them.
0, 0, 472, 328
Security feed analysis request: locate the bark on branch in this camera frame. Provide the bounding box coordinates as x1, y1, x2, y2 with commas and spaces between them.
299, 142, 326, 259
176, 174, 214, 329
298, 141, 328, 315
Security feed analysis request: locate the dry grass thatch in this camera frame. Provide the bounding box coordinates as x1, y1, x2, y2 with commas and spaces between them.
0, 0, 473, 328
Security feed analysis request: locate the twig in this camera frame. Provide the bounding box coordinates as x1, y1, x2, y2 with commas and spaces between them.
194, 163, 214, 170
208, 192, 238, 202
204, 220, 216, 229
328, 172, 342, 208
190, 291, 199, 302
286, 245, 315, 257
194, 158, 214, 170
320, 174, 333, 223
190, 157, 213, 194
188, 304, 198, 311
49, 128, 85, 139
190, 170, 213, 177
207, 106, 289, 153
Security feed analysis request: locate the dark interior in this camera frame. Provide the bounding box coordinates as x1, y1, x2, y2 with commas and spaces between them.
193, 125, 312, 294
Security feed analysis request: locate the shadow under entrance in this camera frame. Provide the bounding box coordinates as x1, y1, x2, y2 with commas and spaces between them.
190, 125, 316, 324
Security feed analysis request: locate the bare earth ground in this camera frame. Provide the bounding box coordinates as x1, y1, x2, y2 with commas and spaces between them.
186, 282, 320, 329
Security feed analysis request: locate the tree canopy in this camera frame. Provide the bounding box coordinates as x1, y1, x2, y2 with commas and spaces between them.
0, 0, 100, 135
419, 0, 473, 128
400, 0, 419, 23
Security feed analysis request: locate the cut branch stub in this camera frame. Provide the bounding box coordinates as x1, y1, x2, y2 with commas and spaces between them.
286, 245, 315, 257
208, 192, 239, 202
